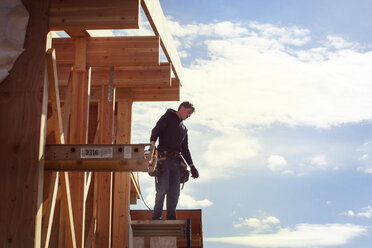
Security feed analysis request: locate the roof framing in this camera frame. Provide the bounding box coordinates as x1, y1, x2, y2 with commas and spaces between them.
142, 0, 183, 82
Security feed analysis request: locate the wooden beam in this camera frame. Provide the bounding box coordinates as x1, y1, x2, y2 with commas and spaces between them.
0, 0, 48, 246
68, 40, 91, 247
59, 81, 179, 102
112, 102, 132, 248
46, 48, 65, 144
57, 63, 171, 88
42, 171, 59, 248
93, 86, 115, 248
130, 173, 140, 204
52, 36, 160, 67
49, 0, 140, 30
141, 0, 182, 82
46, 47, 78, 248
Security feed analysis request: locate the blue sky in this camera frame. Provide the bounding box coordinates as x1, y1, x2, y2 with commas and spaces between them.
118, 1, 372, 247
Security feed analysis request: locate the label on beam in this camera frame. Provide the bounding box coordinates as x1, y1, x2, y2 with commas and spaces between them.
124, 146, 132, 159
81, 147, 113, 159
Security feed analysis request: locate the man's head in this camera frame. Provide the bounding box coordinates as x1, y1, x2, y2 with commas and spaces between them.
177, 101, 195, 120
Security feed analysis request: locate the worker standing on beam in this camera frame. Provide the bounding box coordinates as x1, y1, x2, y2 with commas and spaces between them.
150, 101, 199, 220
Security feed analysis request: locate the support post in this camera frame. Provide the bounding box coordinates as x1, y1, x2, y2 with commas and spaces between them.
93, 85, 116, 247
68, 38, 90, 248
112, 101, 133, 248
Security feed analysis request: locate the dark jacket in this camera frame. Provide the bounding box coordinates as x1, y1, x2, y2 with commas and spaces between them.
150, 108, 193, 165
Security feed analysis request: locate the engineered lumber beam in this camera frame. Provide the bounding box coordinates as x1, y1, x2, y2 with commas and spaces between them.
68, 47, 91, 247
44, 144, 151, 172
93, 85, 115, 248
49, 0, 140, 30
52, 36, 160, 67
112, 102, 132, 248
141, 0, 182, 81
57, 63, 172, 88
58, 78, 179, 102
0, 0, 48, 246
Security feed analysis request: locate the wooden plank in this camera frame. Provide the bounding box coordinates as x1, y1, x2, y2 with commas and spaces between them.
52, 36, 160, 67
90, 63, 171, 87
50, 0, 140, 30
0, 0, 48, 246
41, 172, 59, 248
130, 173, 141, 204
74, 38, 87, 72
112, 102, 132, 248
142, 0, 182, 81
93, 86, 115, 248
46, 48, 65, 144
68, 64, 90, 248
131, 220, 187, 237
59, 83, 179, 102
47, 46, 79, 248
56, 64, 171, 88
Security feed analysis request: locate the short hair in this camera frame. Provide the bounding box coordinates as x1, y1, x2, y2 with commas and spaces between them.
178, 101, 195, 112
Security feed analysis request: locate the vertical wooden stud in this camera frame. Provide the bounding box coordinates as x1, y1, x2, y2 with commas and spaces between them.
112, 101, 133, 248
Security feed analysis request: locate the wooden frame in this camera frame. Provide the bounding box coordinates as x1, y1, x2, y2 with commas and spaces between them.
49, 0, 140, 32
52, 37, 160, 67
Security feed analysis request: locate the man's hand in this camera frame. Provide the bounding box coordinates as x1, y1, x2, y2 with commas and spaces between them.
190, 165, 199, 179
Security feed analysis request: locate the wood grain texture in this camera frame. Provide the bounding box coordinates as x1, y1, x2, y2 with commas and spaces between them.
142, 0, 182, 81
53, 37, 160, 67
0, 0, 49, 246
49, 0, 140, 30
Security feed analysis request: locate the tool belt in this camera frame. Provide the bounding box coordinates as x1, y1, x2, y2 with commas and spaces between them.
157, 148, 180, 160
148, 148, 189, 185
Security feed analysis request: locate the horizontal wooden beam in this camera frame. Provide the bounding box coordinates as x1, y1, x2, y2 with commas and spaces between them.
142, 0, 182, 82
58, 79, 179, 102
57, 63, 171, 88
50, 0, 140, 31
52, 36, 159, 67
131, 220, 187, 237
44, 144, 154, 171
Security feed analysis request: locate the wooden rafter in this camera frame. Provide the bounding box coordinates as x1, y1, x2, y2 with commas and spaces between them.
49, 0, 140, 31
57, 63, 172, 88
52, 36, 160, 67
141, 0, 182, 82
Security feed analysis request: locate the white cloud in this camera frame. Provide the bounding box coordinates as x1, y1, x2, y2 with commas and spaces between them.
200, 132, 261, 181
267, 155, 288, 172
325, 35, 356, 49
310, 155, 328, 167
206, 223, 366, 247
169, 20, 372, 129
178, 192, 213, 208
359, 154, 369, 161
234, 216, 280, 233
344, 206, 372, 218
356, 141, 372, 173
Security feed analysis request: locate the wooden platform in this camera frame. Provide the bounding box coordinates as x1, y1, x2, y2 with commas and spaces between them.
131, 210, 203, 248
131, 220, 187, 237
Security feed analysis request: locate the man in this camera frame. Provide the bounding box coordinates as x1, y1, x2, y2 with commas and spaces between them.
150, 101, 199, 220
